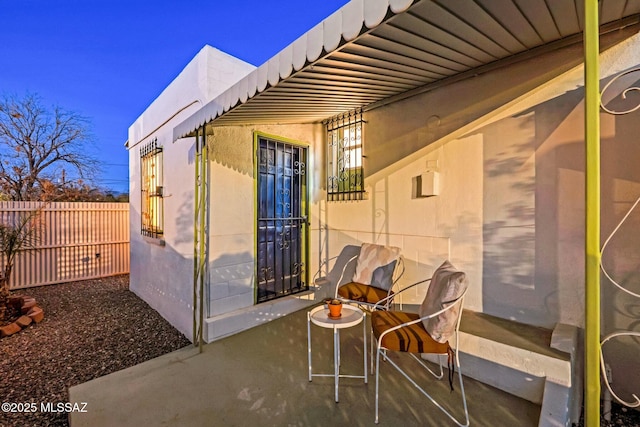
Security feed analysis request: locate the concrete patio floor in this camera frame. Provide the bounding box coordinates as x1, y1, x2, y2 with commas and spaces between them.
69, 306, 540, 427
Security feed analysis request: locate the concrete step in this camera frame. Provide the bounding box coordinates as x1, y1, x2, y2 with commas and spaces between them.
204, 287, 321, 342
453, 310, 580, 427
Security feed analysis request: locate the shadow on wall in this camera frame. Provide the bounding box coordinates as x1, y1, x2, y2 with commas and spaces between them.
129, 236, 195, 340
478, 71, 640, 333
207, 128, 254, 176
207, 250, 255, 318
174, 191, 195, 247
187, 138, 196, 165
479, 86, 585, 328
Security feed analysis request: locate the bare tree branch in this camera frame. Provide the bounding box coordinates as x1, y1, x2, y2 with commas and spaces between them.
0, 93, 99, 201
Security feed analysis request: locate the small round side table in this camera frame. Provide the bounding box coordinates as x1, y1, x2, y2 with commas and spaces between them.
307, 304, 367, 402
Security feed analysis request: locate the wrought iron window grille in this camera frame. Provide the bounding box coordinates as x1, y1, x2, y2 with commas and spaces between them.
325, 108, 365, 202
140, 138, 164, 238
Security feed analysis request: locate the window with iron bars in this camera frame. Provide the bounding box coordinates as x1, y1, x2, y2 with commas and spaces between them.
140, 139, 163, 238
326, 109, 364, 201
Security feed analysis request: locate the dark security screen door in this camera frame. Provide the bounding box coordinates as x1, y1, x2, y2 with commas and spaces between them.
256, 136, 308, 303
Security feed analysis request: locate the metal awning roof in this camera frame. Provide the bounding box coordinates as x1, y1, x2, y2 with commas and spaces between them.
174, 0, 640, 138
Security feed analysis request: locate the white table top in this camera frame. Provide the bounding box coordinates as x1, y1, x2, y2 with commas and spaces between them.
309, 304, 364, 329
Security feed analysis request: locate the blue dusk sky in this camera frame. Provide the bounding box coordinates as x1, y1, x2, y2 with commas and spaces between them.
0, 0, 349, 193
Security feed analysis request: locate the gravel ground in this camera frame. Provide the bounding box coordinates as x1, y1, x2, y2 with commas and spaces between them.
575, 402, 640, 427
0, 275, 191, 427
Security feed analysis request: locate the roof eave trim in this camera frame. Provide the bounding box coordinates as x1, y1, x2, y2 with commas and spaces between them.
173, 0, 420, 140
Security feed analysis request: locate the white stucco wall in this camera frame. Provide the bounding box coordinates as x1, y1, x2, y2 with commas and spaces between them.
127, 46, 255, 339
205, 124, 324, 318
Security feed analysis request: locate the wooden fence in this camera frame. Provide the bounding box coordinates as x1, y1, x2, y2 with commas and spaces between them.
0, 201, 130, 290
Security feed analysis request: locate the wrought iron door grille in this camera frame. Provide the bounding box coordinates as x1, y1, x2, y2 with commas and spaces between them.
326, 108, 364, 201
256, 136, 308, 303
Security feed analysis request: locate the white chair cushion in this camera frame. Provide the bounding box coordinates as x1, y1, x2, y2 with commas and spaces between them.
419, 260, 468, 343
352, 243, 401, 290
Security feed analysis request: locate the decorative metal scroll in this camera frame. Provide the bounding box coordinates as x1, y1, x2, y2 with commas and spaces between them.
600, 67, 640, 115
599, 71, 640, 408
260, 266, 273, 284
600, 332, 640, 408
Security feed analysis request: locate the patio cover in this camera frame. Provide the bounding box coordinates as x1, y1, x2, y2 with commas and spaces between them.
174, 0, 640, 139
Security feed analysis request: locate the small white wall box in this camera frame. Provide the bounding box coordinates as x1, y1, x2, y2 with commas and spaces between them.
418, 171, 440, 197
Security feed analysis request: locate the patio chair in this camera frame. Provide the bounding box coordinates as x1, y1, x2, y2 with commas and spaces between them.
332, 243, 405, 311
313, 244, 361, 294
372, 260, 469, 426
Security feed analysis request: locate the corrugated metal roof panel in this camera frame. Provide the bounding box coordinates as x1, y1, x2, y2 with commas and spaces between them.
174, 0, 640, 137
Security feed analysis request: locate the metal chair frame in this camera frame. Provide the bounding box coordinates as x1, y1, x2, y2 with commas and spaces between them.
374, 285, 470, 426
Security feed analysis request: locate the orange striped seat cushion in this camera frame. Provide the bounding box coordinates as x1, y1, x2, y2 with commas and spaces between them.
337, 282, 391, 305
372, 310, 450, 354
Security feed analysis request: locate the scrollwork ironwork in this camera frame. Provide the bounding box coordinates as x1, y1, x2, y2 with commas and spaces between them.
600, 331, 640, 408
278, 228, 291, 249
260, 267, 273, 283
599, 177, 640, 408
328, 175, 339, 191
600, 67, 640, 115
279, 201, 291, 211
326, 109, 364, 200
292, 262, 305, 276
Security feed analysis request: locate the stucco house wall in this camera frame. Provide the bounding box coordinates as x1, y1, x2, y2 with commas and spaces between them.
127, 46, 255, 339
204, 123, 324, 319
